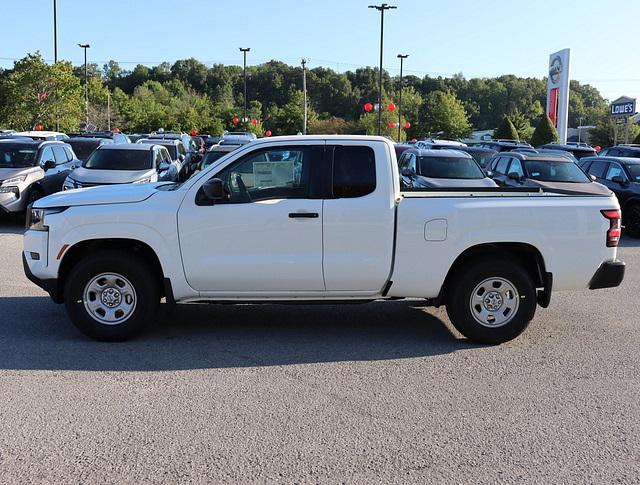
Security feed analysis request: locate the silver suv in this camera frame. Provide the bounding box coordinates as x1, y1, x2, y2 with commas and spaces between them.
0, 139, 79, 213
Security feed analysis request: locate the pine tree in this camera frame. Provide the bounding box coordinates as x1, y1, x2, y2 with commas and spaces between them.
493, 116, 519, 140
530, 114, 560, 147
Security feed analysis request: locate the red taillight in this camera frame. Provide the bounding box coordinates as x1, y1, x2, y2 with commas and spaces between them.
601, 209, 621, 247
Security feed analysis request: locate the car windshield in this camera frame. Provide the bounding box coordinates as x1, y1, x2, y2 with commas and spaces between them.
418, 156, 484, 179
0, 146, 38, 168
84, 149, 151, 170
524, 160, 590, 183
202, 150, 229, 168
68, 140, 100, 160
139, 140, 178, 159
626, 164, 640, 182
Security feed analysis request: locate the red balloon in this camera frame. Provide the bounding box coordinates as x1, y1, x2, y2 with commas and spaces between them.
232, 117, 239, 124
595, 145, 602, 152
251, 118, 258, 126
388, 121, 395, 128
190, 129, 198, 136
404, 121, 411, 129
265, 130, 272, 137
112, 127, 121, 133
363, 102, 373, 112
34, 123, 43, 131
387, 102, 396, 112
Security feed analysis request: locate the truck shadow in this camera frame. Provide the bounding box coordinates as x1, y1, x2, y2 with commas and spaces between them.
0, 297, 479, 371
0, 217, 24, 235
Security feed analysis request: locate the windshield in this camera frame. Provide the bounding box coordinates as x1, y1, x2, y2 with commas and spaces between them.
418, 156, 484, 179
626, 165, 640, 182
68, 140, 100, 160
139, 140, 178, 158
0, 146, 38, 168
202, 150, 229, 168
84, 149, 151, 170
524, 160, 590, 183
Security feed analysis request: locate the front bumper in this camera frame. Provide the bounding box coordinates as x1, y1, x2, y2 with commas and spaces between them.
588, 260, 625, 290
22, 253, 62, 303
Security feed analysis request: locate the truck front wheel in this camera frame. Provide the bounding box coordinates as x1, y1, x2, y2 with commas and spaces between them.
445, 259, 536, 344
64, 251, 159, 341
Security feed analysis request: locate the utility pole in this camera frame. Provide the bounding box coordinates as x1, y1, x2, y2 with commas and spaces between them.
78, 44, 90, 130
239, 48, 250, 131
369, 3, 397, 136
301, 58, 308, 135
107, 91, 111, 131
397, 54, 408, 141
53, 0, 58, 63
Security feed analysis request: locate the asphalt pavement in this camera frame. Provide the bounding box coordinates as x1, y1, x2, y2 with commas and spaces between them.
0, 218, 639, 484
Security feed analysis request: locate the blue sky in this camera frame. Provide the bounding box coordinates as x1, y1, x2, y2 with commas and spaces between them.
2, 0, 639, 102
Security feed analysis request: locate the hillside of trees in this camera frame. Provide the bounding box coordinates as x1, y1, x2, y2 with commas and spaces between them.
0, 52, 632, 146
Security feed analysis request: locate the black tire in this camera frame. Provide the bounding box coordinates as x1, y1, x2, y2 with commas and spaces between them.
624, 204, 640, 239
445, 258, 536, 344
64, 250, 159, 341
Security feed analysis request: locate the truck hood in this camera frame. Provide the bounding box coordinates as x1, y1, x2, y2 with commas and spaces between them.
34, 183, 161, 208
69, 166, 155, 184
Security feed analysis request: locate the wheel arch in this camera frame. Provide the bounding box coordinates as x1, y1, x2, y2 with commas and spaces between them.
439, 242, 551, 308
57, 238, 167, 302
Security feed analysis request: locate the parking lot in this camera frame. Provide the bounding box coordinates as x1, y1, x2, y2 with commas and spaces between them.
0, 218, 639, 483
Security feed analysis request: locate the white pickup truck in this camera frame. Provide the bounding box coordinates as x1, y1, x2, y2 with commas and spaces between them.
23, 135, 625, 343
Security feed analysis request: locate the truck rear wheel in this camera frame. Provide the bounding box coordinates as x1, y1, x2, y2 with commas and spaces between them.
64, 251, 159, 341
445, 259, 536, 344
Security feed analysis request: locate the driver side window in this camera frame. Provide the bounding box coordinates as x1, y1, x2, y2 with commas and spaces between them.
214, 146, 312, 203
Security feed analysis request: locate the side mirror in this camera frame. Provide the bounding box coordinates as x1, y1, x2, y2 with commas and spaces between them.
158, 161, 170, 171
202, 178, 230, 201
485, 170, 493, 178
508, 172, 522, 182
179, 154, 186, 162
400, 168, 414, 177
42, 160, 56, 171
590, 174, 597, 181
612, 175, 628, 185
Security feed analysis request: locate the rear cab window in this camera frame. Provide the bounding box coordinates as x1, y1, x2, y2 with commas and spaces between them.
331, 146, 376, 198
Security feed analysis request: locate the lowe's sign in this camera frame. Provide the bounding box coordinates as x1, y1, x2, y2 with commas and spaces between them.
610, 96, 636, 117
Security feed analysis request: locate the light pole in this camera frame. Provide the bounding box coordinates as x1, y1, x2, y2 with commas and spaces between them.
397, 54, 408, 141
239, 47, 250, 131
369, 3, 397, 136
301, 58, 308, 135
53, 0, 58, 63
78, 44, 90, 130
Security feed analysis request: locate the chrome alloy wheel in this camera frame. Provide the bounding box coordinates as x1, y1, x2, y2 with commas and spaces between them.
469, 277, 520, 328
83, 273, 137, 325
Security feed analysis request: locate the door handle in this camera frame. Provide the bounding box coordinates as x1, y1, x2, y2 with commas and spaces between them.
288, 212, 319, 218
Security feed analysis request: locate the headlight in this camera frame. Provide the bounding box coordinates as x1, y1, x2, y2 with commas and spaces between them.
1, 175, 27, 186
133, 177, 152, 184
26, 207, 66, 231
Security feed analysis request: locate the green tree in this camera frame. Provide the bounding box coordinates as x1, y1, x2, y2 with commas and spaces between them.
510, 109, 533, 141
634, 131, 640, 144
418, 90, 471, 139
530, 114, 559, 147
494, 116, 519, 140
0, 52, 83, 131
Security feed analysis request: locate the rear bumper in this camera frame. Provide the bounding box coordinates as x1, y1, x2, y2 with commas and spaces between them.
22, 253, 62, 303
589, 260, 625, 290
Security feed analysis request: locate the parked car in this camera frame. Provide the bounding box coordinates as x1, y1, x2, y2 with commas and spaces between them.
598, 145, 640, 158
63, 144, 178, 190
136, 138, 187, 179
415, 139, 467, 150
200, 144, 242, 170
0, 139, 79, 213
432, 146, 497, 170
148, 131, 195, 152
15, 131, 69, 141
488, 152, 610, 195
65, 137, 114, 163
24, 135, 625, 344
579, 156, 640, 237
398, 148, 497, 188
126, 134, 148, 143
394, 143, 413, 160
475, 139, 533, 152
512, 148, 580, 164
538, 142, 597, 159
200, 134, 223, 149
67, 131, 131, 144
